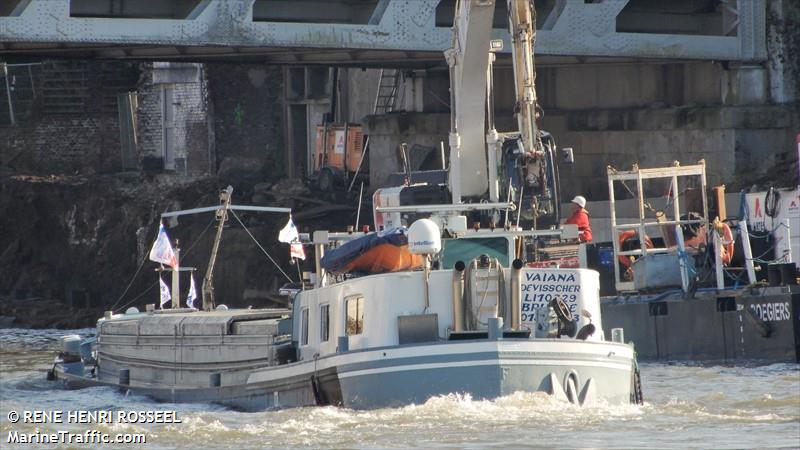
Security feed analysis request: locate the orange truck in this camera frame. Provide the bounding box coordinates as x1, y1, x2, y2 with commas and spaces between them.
312, 123, 366, 191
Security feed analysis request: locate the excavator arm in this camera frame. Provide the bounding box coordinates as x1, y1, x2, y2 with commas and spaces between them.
446, 0, 559, 224
508, 0, 542, 158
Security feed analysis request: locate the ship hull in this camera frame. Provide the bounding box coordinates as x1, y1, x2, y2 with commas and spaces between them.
54, 339, 636, 410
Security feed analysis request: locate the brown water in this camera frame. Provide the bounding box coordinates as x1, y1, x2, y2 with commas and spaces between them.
1, 328, 798, 449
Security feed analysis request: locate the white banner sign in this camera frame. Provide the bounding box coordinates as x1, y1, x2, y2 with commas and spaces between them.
521, 271, 581, 323
519, 269, 601, 340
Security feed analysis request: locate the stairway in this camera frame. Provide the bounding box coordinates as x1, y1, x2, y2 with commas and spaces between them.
347, 69, 402, 191
373, 69, 400, 115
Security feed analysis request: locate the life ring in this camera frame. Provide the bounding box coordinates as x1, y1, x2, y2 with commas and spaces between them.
618, 230, 654, 268
715, 222, 734, 266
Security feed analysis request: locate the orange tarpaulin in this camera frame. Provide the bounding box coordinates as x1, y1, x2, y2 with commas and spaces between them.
343, 243, 424, 274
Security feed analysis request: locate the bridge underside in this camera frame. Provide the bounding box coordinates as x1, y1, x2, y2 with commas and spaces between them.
0, 0, 766, 66
0, 43, 451, 67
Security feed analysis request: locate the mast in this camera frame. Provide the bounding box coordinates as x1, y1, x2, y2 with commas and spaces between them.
159, 189, 291, 311
202, 186, 233, 311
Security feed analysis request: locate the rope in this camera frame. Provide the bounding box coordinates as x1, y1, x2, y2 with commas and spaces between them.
230, 209, 294, 283
114, 282, 158, 313
607, 166, 659, 214
738, 190, 749, 220
745, 220, 790, 238
110, 248, 150, 311
676, 249, 696, 277
663, 181, 674, 210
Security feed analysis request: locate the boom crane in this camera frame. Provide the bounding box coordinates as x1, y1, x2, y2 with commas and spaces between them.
506, 0, 560, 226
444, 0, 497, 204
509, 0, 543, 164
373, 0, 563, 230
446, 0, 560, 225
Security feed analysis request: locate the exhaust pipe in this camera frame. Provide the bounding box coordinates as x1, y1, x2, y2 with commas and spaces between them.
510, 258, 524, 329
452, 260, 466, 332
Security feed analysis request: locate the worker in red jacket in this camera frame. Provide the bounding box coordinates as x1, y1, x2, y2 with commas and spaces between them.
565, 195, 592, 242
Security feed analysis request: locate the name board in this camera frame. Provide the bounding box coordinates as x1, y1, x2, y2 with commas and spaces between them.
750, 302, 791, 322
520, 270, 581, 327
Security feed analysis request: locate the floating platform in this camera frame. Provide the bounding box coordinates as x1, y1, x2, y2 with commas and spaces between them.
601, 285, 799, 363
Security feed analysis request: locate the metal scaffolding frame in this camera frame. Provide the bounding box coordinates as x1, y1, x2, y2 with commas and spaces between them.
607, 161, 708, 292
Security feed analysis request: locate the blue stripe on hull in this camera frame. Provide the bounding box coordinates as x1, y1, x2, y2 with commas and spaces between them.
335, 354, 632, 409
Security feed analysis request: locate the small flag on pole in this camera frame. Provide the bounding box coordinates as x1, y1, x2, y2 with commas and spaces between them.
279, 217, 306, 260
278, 217, 299, 243
290, 242, 306, 260
149, 222, 178, 268
159, 276, 171, 309
187, 274, 197, 309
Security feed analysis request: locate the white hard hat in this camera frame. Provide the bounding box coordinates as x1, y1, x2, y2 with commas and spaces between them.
571, 195, 586, 208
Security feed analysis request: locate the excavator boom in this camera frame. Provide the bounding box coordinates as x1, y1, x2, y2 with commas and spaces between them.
446, 0, 497, 202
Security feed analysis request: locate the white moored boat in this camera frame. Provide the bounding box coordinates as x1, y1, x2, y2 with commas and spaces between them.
51, 210, 642, 410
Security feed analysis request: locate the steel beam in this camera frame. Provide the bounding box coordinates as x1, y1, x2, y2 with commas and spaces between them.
0, 0, 766, 62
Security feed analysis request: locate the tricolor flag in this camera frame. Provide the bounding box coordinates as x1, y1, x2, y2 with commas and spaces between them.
278, 217, 306, 260
159, 276, 171, 309
186, 274, 197, 309
149, 222, 178, 268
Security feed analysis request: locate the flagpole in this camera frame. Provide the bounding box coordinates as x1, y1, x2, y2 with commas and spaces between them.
159, 265, 164, 309
172, 241, 180, 309
158, 271, 171, 310
295, 258, 303, 289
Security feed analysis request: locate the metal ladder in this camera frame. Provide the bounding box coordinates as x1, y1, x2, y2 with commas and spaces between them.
373, 69, 400, 114
466, 266, 504, 331
348, 69, 402, 191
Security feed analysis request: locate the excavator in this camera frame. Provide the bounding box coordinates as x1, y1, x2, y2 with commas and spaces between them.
373, 0, 563, 231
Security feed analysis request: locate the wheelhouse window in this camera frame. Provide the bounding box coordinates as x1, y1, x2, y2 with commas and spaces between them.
301, 307, 309, 346
320, 304, 330, 342
345, 296, 364, 336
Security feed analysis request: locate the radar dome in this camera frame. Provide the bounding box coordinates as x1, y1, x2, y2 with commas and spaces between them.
408, 219, 442, 255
